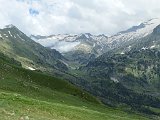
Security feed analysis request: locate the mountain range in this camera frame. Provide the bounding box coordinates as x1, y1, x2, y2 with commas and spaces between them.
1, 18, 160, 119
31, 18, 160, 64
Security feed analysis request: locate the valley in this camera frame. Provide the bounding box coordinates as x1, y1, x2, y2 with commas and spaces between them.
0, 53, 150, 120
1, 18, 160, 119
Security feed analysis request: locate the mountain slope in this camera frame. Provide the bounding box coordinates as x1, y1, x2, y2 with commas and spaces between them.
77, 25, 160, 115
78, 49, 160, 118
109, 23, 160, 55
0, 25, 68, 72
0, 53, 150, 120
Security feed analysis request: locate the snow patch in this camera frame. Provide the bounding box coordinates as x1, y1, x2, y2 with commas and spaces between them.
141, 47, 148, 50
27, 66, 36, 71
85, 34, 89, 39
150, 45, 155, 49
128, 46, 131, 49
8, 31, 13, 37
110, 77, 119, 83
121, 52, 125, 55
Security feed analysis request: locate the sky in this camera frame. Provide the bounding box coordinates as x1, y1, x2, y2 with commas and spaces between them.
0, 0, 160, 36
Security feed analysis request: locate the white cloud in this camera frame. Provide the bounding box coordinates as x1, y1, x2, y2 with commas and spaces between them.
0, 0, 160, 36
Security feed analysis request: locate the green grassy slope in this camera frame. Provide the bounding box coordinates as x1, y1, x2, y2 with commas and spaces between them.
0, 53, 98, 105
0, 90, 150, 120
0, 53, 150, 120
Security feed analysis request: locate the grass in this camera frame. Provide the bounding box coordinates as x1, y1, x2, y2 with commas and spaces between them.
0, 55, 152, 120
0, 90, 150, 120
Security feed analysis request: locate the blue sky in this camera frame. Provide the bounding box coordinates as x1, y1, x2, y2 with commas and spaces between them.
29, 8, 39, 16
0, 0, 160, 36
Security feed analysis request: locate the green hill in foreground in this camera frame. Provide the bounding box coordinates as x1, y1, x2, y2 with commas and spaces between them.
0, 53, 152, 120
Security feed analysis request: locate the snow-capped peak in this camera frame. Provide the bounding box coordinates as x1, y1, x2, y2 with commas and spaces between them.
118, 18, 160, 35
107, 18, 160, 47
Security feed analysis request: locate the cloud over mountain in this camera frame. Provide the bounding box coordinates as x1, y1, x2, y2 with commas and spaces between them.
0, 0, 160, 35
